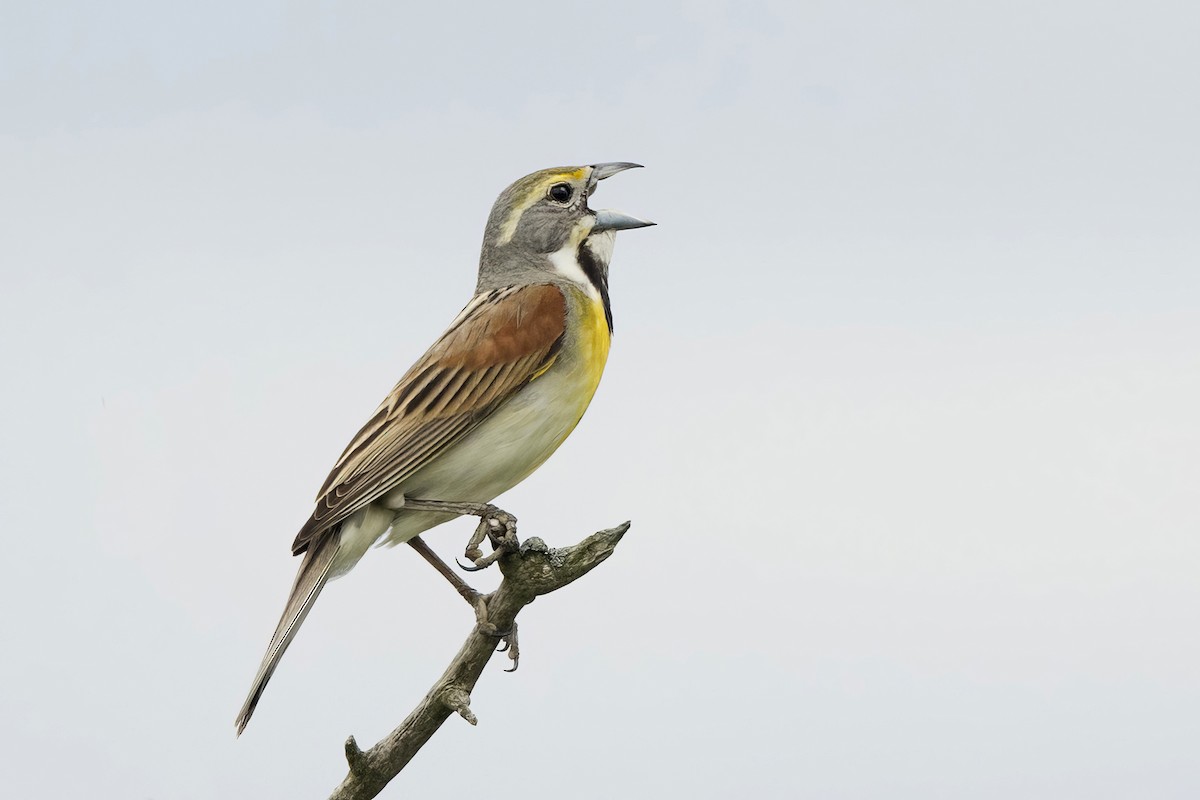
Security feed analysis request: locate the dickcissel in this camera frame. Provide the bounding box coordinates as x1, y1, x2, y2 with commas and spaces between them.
235, 162, 652, 734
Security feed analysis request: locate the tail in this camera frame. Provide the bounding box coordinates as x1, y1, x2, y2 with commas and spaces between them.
235, 534, 340, 736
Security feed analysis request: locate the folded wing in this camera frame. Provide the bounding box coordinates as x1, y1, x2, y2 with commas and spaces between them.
291, 283, 567, 555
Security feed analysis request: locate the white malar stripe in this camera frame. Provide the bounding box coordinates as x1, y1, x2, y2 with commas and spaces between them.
584, 230, 615, 267
548, 242, 601, 299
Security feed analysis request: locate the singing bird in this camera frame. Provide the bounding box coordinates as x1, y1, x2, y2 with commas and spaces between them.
235, 162, 653, 734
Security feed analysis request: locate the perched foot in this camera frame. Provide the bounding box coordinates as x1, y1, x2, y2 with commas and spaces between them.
496, 623, 519, 672
470, 592, 498, 634
400, 498, 519, 572
459, 510, 518, 571
471, 618, 519, 671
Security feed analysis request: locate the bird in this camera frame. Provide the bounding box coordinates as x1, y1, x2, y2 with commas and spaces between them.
235, 162, 653, 735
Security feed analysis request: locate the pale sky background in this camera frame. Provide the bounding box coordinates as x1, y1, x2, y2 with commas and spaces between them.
2, 1, 1198, 797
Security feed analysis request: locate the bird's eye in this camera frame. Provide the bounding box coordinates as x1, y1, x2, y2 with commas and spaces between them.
549, 183, 573, 203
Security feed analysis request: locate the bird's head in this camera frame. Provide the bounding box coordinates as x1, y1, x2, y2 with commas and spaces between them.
477, 162, 653, 291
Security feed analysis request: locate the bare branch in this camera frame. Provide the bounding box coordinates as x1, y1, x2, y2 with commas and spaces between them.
327, 520, 630, 800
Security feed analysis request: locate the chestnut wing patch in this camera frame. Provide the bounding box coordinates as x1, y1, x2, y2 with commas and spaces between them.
291, 284, 566, 554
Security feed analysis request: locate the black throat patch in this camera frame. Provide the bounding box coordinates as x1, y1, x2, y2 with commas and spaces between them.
576, 241, 614, 333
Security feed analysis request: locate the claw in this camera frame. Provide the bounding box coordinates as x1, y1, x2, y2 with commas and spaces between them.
499, 623, 519, 671
456, 557, 487, 573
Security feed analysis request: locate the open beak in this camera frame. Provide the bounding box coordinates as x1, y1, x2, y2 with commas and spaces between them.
590, 162, 643, 182
588, 162, 656, 232
592, 209, 656, 232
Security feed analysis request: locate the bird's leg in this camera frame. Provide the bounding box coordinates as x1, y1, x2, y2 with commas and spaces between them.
401, 500, 521, 668
405, 535, 486, 614
406, 535, 514, 648
401, 498, 520, 571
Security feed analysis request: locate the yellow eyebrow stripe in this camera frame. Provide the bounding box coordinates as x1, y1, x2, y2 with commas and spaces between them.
496, 169, 588, 245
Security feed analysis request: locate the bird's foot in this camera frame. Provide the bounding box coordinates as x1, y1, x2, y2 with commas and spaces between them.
400, 498, 519, 572
470, 599, 519, 671
471, 592, 495, 630
459, 509, 518, 572
496, 623, 519, 672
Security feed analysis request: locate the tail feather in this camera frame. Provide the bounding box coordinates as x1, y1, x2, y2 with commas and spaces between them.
235, 535, 340, 736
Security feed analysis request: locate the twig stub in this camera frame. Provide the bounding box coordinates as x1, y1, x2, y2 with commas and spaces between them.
440, 686, 478, 726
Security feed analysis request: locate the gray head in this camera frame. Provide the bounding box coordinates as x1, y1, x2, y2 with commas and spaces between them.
477, 162, 653, 292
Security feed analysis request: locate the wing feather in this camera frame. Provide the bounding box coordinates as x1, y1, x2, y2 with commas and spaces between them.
292, 284, 566, 554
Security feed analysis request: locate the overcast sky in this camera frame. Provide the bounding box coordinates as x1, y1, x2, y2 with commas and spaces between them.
2, 1, 1198, 797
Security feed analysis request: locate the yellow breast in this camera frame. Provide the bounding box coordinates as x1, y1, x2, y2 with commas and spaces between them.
576, 291, 612, 393
541, 286, 610, 444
